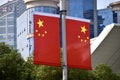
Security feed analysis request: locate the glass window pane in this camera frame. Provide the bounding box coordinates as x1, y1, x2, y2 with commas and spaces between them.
7, 13, 14, 18
35, 7, 42, 12
0, 27, 6, 34
0, 18, 5, 26
7, 27, 14, 33
7, 18, 14, 25
7, 35, 14, 41
51, 8, 56, 14
0, 35, 6, 42
44, 7, 50, 13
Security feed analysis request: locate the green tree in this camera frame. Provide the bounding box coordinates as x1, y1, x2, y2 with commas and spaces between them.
30, 65, 62, 80
0, 43, 11, 57
21, 53, 120, 80
20, 55, 35, 80
93, 64, 120, 80
0, 43, 25, 80
68, 68, 94, 80
23, 55, 62, 80
24, 51, 94, 80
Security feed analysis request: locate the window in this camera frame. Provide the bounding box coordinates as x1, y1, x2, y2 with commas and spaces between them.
7, 13, 14, 18
44, 7, 50, 13
20, 32, 21, 35
51, 8, 56, 14
7, 35, 14, 41
7, 27, 14, 33
26, 44, 28, 47
0, 18, 5, 26
0, 27, 6, 34
0, 35, 6, 41
35, 7, 42, 12
24, 28, 26, 31
22, 48, 24, 51
7, 18, 14, 25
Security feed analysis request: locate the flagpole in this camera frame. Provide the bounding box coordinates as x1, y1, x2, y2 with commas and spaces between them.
60, 0, 67, 80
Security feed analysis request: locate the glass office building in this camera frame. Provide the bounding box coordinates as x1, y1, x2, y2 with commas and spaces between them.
0, 12, 16, 48
97, 1, 120, 35
67, 0, 95, 38
97, 8, 113, 35
0, 0, 25, 49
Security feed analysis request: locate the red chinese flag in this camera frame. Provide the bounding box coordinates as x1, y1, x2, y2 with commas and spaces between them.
34, 13, 61, 66
66, 17, 92, 69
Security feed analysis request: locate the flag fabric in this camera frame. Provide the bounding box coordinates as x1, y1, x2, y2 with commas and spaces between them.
34, 13, 61, 66
66, 17, 92, 69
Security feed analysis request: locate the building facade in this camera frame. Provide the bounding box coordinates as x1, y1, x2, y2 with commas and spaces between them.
67, 0, 96, 38
97, 1, 120, 35
0, 0, 25, 49
110, 1, 120, 23
17, 11, 29, 59
17, 0, 59, 59
97, 8, 113, 35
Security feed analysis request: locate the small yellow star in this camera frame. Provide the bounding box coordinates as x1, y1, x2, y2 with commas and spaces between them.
44, 31, 47, 34
37, 19, 43, 28
81, 39, 83, 42
35, 30, 38, 32
84, 40, 87, 43
87, 37, 89, 39
42, 34, 45, 37
38, 33, 41, 36
78, 35, 80, 39
81, 26, 87, 34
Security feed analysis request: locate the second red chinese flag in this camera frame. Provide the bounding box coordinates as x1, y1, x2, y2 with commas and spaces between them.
66, 17, 92, 69
34, 13, 60, 66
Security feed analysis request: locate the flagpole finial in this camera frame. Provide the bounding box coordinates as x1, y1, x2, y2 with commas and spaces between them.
60, 0, 66, 11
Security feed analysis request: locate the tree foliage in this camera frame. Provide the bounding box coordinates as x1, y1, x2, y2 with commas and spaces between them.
0, 43, 120, 80
0, 43, 11, 57
0, 43, 25, 80
22, 55, 62, 80
93, 64, 120, 80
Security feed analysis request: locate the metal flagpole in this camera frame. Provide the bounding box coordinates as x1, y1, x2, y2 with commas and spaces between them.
60, 0, 67, 80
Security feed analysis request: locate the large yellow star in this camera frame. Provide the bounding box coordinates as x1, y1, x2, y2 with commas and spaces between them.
81, 26, 87, 34
37, 19, 43, 28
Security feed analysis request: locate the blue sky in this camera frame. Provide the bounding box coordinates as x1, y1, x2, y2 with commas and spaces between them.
97, 0, 120, 9
0, 0, 120, 9
0, 0, 10, 6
